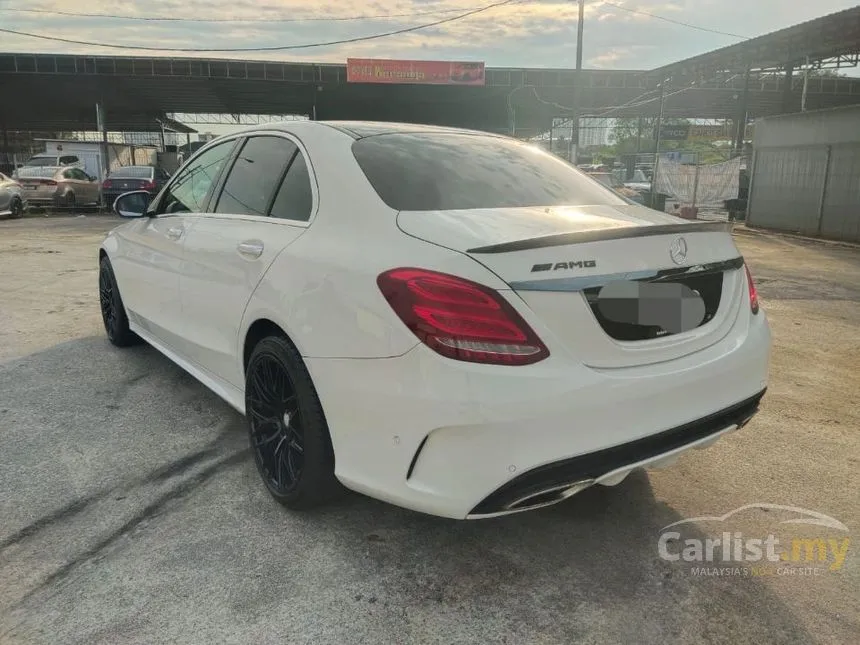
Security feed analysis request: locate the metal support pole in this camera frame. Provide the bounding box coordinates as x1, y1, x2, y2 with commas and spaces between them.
575, 0, 585, 71
691, 152, 701, 209
548, 118, 554, 155
570, 0, 585, 164
782, 63, 794, 112
745, 148, 758, 225
734, 66, 751, 154
817, 145, 832, 235
801, 56, 810, 112
636, 116, 643, 154
96, 102, 108, 210
651, 80, 667, 209
2, 124, 8, 173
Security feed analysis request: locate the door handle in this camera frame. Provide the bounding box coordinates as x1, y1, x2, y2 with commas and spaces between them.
237, 240, 264, 259
166, 226, 184, 240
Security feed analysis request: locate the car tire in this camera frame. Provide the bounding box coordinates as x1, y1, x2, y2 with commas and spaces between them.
245, 335, 341, 510
98, 256, 138, 347
10, 197, 24, 219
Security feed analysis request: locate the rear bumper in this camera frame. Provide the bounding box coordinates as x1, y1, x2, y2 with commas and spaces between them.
25, 197, 58, 207
307, 307, 771, 519
468, 389, 764, 517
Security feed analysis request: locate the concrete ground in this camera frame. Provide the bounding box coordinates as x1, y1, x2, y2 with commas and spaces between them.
0, 215, 858, 645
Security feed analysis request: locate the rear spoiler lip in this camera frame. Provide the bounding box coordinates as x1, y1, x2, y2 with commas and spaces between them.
508, 256, 744, 293
466, 221, 731, 254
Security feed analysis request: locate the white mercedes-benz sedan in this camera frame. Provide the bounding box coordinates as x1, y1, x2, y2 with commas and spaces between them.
99, 121, 771, 519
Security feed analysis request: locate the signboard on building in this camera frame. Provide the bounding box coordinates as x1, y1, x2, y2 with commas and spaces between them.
659, 124, 690, 140
346, 58, 485, 86
690, 124, 729, 139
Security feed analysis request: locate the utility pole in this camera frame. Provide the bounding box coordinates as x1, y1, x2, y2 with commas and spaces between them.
570, 0, 585, 164
650, 79, 667, 209
733, 65, 751, 154
575, 0, 585, 71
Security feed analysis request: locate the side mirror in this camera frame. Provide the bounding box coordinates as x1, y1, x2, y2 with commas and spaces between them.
113, 190, 151, 218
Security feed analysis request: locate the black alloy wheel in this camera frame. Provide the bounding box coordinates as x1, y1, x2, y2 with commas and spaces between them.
99, 266, 117, 340
247, 353, 305, 495
245, 336, 340, 509
11, 198, 24, 219
98, 257, 137, 347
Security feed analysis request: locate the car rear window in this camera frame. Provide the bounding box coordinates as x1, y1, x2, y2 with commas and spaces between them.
17, 167, 59, 178
351, 133, 625, 211
24, 157, 56, 167
110, 167, 154, 179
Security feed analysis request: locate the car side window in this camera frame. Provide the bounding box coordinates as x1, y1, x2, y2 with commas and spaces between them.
214, 136, 298, 217
59, 156, 79, 165
156, 140, 236, 215
63, 169, 75, 180
71, 168, 88, 180
270, 151, 314, 222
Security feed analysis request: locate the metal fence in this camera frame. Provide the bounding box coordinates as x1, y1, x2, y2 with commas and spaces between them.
748, 143, 860, 242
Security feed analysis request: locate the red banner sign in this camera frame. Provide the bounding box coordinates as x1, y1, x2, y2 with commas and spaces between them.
346, 58, 485, 86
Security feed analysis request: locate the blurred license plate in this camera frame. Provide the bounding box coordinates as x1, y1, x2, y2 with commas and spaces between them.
24, 185, 37, 190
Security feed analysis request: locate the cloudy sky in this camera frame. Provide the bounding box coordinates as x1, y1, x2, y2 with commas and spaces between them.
1, 0, 858, 70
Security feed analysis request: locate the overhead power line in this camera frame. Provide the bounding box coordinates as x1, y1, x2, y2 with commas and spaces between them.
0, 4, 487, 23
599, 1, 748, 40
2, 0, 749, 41
0, 0, 523, 52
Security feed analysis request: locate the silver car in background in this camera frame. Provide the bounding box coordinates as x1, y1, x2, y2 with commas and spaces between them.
15, 166, 100, 210
0, 172, 26, 218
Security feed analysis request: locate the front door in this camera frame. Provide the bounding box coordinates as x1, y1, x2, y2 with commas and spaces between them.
112, 138, 239, 351
178, 134, 316, 388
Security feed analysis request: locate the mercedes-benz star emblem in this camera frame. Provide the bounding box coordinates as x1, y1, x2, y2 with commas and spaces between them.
669, 237, 688, 265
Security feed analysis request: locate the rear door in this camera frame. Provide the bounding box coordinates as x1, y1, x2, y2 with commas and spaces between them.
178, 133, 315, 388
69, 168, 97, 203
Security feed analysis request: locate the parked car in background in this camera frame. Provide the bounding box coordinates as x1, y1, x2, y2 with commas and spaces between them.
15, 166, 100, 210
615, 168, 652, 193
0, 172, 26, 218
102, 166, 170, 208
587, 171, 644, 204
14, 154, 84, 175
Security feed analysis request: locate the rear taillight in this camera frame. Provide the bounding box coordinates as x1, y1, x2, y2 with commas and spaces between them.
142, 180, 156, 190
744, 264, 759, 315
377, 268, 549, 366
102, 179, 113, 189
40, 179, 57, 186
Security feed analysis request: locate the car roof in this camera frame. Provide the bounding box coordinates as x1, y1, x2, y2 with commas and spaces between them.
223, 119, 509, 141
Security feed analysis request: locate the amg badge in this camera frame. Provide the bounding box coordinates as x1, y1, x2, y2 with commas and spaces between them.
531, 260, 597, 273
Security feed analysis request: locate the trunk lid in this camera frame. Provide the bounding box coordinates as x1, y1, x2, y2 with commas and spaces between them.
108, 178, 152, 191
397, 204, 745, 368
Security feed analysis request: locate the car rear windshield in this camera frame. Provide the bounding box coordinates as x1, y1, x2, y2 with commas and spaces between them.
24, 157, 56, 167
351, 133, 625, 211
17, 167, 59, 178
110, 166, 154, 179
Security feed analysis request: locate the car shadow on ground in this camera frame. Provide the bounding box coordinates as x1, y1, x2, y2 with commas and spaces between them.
0, 337, 813, 644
